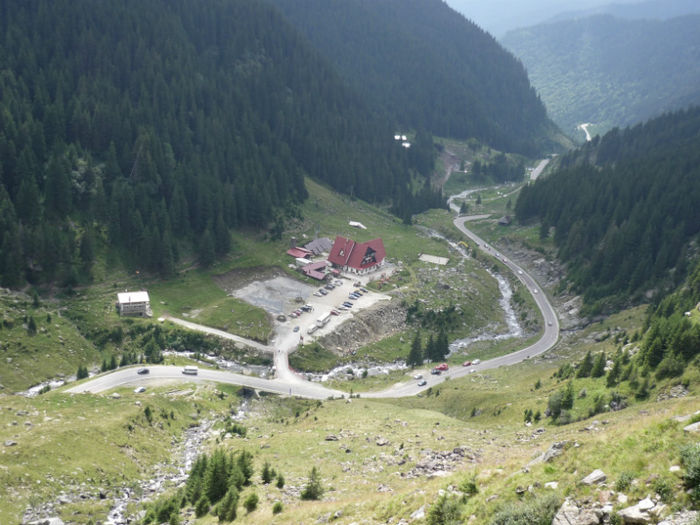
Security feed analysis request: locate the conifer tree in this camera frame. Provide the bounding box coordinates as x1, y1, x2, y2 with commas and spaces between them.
407, 331, 423, 367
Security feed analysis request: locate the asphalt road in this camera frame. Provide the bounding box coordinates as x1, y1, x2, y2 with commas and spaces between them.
67, 173, 559, 399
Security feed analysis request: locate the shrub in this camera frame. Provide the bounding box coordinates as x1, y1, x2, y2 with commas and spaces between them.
243, 492, 258, 513
300, 467, 323, 500
195, 496, 210, 517
490, 493, 561, 525
614, 472, 634, 492
680, 443, 700, 503
272, 501, 283, 514
652, 477, 673, 503
276, 473, 285, 489
427, 494, 462, 525
216, 488, 239, 522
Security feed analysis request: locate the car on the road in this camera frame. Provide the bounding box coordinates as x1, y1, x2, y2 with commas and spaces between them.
430, 368, 441, 375
137, 368, 149, 375
533, 289, 538, 294
517, 270, 523, 275
418, 380, 427, 387
413, 374, 423, 380
435, 363, 449, 371
462, 361, 472, 367
548, 321, 552, 326
472, 359, 481, 365
293, 326, 300, 332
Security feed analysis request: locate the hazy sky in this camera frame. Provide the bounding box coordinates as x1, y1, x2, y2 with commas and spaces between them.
444, 0, 642, 36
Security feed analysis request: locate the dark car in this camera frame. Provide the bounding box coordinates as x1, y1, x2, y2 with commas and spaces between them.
430, 369, 441, 375
137, 368, 149, 375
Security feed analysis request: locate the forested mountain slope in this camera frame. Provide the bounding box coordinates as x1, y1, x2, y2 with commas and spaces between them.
0, 0, 437, 288
502, 14, 700, 136
548, 0, 700, 23
269, 0, 556, 156
515, 107, 700, 312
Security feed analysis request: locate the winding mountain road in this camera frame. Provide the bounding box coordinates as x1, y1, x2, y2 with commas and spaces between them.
67, 169, 559, 399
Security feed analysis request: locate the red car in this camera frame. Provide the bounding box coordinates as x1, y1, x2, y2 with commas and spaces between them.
462, 361, 472, 367
435, 363, 449, 371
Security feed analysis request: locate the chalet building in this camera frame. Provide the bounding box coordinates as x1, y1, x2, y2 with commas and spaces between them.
116, 291, 152, 317
328, 236, 386, 275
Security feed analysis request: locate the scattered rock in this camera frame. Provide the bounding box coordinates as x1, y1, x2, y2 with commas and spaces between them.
110, 393, 121, 399
581, 469, 606, 485
658, 510, 699, 525
618, 496, 666, 524
669, 465, 681, 473
529, 441, 567, 466
377, 484, 393, 492
410, 506, 425, 520
25, 519, 64, 525
4, 440, 17, 447
544, 481, 559, 489
375, 437, 390, 446
683, 422, 700, 433
552, 498, 601, 525
325, 434, 339, 441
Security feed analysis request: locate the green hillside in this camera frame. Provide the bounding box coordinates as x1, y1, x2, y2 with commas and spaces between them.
502, 14, 700, 137
270, 0, 558, 156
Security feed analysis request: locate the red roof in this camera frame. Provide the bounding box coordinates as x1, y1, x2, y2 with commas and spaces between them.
287, 247, 311, 259
328, 236, 385, 270
302, 261, 328, 280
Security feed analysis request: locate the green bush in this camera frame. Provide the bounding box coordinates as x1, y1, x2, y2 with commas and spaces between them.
614, 472, 634, 492
652, 477, 674, 503
300, 467, 323, 500
680, 443, 700, 503
427, 494, 462, 525
272, 501, 283, 514
490, 493, 560, 525
195, 496, 210, 518
243, 492, 258, 513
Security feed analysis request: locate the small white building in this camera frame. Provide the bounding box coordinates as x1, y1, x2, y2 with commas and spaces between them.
117, 291, 152, 317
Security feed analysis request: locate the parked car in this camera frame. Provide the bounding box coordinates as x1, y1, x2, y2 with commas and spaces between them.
319, 289, 328, 295
462, 361, 472, 367
137, 368, 150, 375
435, 363, 449, 371
325, 284, 334, 290
430, 369, 441, 375
360, 287, 368, 293
293, 326, 300, 332
330, 310, 339, 316
418, 380, 427, 386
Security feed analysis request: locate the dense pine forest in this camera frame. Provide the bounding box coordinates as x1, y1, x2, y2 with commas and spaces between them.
515, 107, 700, 312
269, 0, 557, 156
0, 0, 442, 288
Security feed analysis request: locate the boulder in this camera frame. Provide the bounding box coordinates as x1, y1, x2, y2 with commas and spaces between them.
552, 498, 601, 525
4, 440, 17, 447
658, 510, 699, 525
528, 441, 567, 466
618, 497, 657, 524
683, 422, 700, 433
581, 469, 606, 485
410, 506, 425, 520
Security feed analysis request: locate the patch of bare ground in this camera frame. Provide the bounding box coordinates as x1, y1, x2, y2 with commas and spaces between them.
212, 266, 287, 294
318, 300, 408, 355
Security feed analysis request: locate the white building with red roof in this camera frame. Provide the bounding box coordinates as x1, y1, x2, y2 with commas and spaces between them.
327, 236, 386, 275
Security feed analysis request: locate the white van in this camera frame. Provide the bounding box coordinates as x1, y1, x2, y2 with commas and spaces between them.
182, 366, 199, 375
